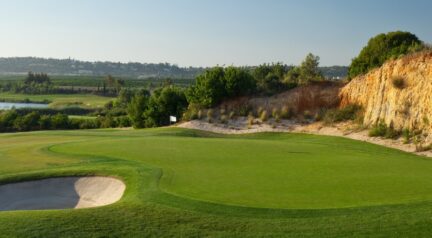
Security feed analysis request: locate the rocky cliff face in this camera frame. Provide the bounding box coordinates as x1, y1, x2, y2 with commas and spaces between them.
340, 51, 432, 133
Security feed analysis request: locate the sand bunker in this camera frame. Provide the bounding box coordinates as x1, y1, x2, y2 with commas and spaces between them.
0, 176, 125, 211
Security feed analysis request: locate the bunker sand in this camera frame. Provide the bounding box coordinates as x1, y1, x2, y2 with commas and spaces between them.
0, 176, 125, 211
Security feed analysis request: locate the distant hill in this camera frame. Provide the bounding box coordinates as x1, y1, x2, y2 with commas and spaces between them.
0, 57, 204, 79
0, 57, 348, 79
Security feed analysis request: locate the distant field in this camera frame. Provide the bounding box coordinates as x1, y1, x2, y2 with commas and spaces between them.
0, 75, 195, 88
0, 92, 114, 109
68, 115, 98, 120
1, 128, 432, 237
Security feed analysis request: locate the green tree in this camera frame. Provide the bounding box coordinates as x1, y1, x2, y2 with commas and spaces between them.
297, 53, 324, 84
127, 89, 150, 128
348, 31, 423, 79
186, 67, 226, 107
115, 88, 134, 107
144, 86, 188, 127
253, 63, 287, 95
223, 66, 256, 97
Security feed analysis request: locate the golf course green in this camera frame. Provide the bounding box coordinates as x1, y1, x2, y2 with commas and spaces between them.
1, 127, 432, 237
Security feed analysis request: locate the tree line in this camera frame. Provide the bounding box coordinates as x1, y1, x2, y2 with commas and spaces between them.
125, 53, 325, 128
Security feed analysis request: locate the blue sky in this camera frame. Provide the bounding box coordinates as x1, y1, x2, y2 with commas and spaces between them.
0, 0, 430, 66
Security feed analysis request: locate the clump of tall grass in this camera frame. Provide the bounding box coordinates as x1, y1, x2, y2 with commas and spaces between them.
368, 121, 401, 139
260, 110, 268, 122
303, 110, 313, 120
207, 109, 214, 123
229, 111, 236, 120
197, 110, 203, 120
247, 114, 255, 128
220, 115, 228, 124
280, 106, 293, 119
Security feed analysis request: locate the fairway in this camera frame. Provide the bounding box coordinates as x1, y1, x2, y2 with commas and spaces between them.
0, 92, 114, 108
2, 128, 432, 237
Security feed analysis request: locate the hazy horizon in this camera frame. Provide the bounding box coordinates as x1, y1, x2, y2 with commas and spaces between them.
1, 0, 431, 67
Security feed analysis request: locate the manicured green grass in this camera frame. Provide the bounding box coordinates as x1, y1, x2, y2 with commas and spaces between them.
0, 92, 114, 109
1, 128, 432, 237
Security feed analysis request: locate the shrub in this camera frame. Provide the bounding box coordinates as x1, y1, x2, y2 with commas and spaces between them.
220, 108, 226, 115
384, 123, 401, 139
392, 76, 406, 89
369, 121, 388, 137
207, 109, 214, 123
274, 114, 281, 123
183, 103, 201, 121
247, 114, 255, 128
303, 110, 313, 120
237, 104, 252, 117
323, 105, 362, 124
220, 115, 228, 124
369, 121, 401, 139
257, 107, 264, 117
229, 111, 236, 120
280, 106, 293, 119
272, 108, 279, 119
197, 110, 203, 120
402, 128, 412, 144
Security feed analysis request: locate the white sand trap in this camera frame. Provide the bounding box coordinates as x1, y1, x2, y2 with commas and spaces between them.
0, 176, 125, 211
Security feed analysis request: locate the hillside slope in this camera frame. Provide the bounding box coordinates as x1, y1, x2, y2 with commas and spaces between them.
340, 51, 432, 134
218, 81, 343, 115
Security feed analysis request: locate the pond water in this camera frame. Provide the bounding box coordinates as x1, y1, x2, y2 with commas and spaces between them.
0, 102, 49, 110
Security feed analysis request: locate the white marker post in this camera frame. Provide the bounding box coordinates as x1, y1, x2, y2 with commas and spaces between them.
169, 115, 177, 125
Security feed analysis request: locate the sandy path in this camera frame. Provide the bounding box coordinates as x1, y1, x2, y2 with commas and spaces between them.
178, 119, 432, 158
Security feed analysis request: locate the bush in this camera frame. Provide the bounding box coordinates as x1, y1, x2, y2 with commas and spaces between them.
197, 110, 203, 120
207, 109, 214, 123
274, 114, 281, 123
392, 76, 406, 89
237, 104, 252, 117
220, 108, 226, 115
257, 107, 264, 117
368, 121, 401, 139
280, 106, 293, 119
220, 115, 228, 124
228, 111, 235, 120
271, 108, 279, 119
384, 123, 401, 139
247, 114, 255, 128
323, 105, 362, 124
402, 128, 412, 144
303, 110, 313, 120
183, 103, 201, 121
369, 121, 388, 137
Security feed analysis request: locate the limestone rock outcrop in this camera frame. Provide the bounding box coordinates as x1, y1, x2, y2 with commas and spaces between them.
340, 51, 432, 133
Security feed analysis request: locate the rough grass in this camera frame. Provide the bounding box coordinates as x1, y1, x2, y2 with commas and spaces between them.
2, 128, 432, 237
